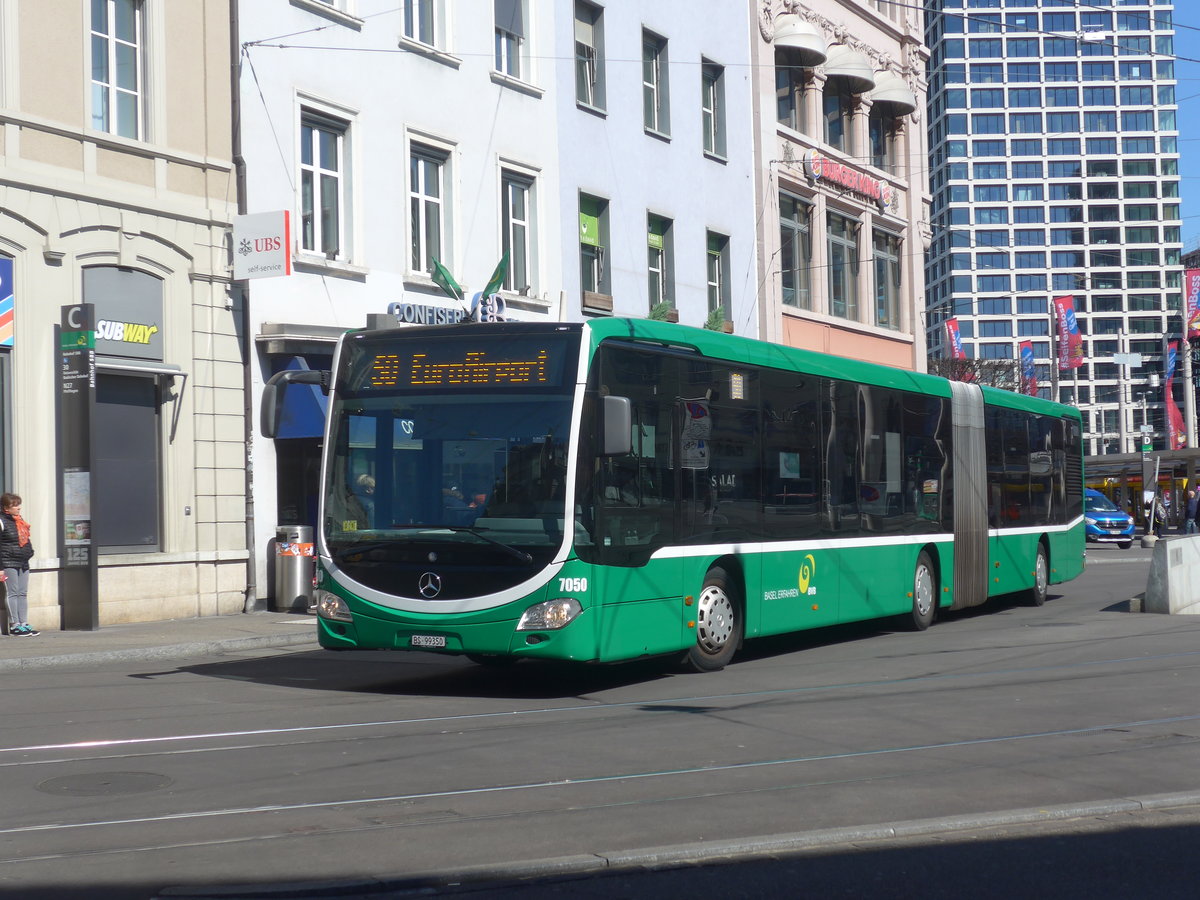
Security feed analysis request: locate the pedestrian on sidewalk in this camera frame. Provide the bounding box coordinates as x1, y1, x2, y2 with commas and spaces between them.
1186, 489, 1199, 535
0, 492, 37, 636
1152, 491, 1169, 539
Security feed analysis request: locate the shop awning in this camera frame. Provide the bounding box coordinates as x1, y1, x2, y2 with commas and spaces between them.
96, 356, 183, 378
824, 45, 875, 94
773, 14, 828, 68
871, 71, 918, 116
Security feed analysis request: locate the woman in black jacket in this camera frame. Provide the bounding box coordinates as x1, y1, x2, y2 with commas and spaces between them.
0, 492, 36, 636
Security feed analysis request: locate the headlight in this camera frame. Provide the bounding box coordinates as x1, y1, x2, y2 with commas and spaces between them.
517, 598, 582, 631
1084, 517, 1096, 525
315, 590, 353, 622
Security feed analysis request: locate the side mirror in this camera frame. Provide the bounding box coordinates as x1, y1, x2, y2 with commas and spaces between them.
602, 395, 632, 456
261, 369, 328, 439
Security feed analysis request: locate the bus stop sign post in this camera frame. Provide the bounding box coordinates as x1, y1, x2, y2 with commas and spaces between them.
57, 304, 99, 631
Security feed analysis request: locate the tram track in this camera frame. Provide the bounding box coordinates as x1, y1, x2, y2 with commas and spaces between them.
0, 710, 1198, 860
5, 642, 1200, 767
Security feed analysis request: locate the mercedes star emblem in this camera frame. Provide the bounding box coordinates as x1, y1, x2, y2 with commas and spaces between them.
418, 572, 442, 598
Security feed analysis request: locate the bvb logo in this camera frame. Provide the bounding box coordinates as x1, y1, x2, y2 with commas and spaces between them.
798, 554, 816, 595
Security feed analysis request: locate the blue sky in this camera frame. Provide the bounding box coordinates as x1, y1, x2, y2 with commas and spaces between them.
1177, 9, 1199, 250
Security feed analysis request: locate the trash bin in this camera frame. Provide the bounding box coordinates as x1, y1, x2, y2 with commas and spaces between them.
274, 525, 315, 612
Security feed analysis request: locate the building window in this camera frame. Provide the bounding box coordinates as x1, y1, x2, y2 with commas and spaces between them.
776, 51, 810, 134
869, 105, 899, 173
410, 144, 447, 275
90, 0, 143, 139
701, 61, 726, 158
574, 1, 604, 110
780, 193, 811, 310
823, 79, 854, 153
299, 111, 348, 258
873, 231, 901, 330
642, 31, 669, 135
647, 214, 673, 310
828, 213, 858, 321
494, 0, 525, 78
706, 231, 730, 318
404, 0, 436, 45
579, 193, 609, 296
501, 170, 533, 293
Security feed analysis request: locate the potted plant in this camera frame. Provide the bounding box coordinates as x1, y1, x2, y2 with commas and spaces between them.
704, 308, 732, 332
648, 301, 679, 323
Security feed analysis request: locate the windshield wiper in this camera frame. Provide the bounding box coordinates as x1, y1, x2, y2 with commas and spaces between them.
440, 526, 534, 564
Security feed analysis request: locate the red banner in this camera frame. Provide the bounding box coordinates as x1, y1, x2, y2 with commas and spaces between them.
1165, 340, 1187, 450
945, 318, 965, 359
1053, 295, 1084, 370
1187, 269, 1200, 340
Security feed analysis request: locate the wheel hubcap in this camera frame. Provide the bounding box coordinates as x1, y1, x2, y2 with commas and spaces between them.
914, 564, 934, 618
696, 585, 735, 653
1037, 553, 1047, 593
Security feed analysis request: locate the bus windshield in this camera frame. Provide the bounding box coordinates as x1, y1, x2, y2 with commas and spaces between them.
322, 327, 579, 598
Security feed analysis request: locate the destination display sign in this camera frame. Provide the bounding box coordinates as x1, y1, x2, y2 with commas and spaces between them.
346, 335, 573, 392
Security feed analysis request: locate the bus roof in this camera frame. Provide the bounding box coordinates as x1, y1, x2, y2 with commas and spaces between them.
586, 318, 1081, 422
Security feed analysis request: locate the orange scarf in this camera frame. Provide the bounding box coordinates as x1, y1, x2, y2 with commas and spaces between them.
12, 513, 29, 547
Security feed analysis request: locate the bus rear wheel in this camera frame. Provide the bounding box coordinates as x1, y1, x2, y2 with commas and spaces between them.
1028, 543, 1049, 607
910, 550, 936, 631
686, 567, 742, 672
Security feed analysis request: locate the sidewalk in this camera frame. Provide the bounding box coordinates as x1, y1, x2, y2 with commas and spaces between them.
0, 610, 320, 671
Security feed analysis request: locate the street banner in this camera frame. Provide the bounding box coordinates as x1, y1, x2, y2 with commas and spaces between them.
1165, 340, 1187, 450
1019, 341, 1037, 396
945, 318, 965, 359
1187, 269, 1200, 339
1053, 295, 1084, 370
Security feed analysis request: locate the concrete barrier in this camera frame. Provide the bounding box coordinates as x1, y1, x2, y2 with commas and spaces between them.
1144, 535, 1200, 615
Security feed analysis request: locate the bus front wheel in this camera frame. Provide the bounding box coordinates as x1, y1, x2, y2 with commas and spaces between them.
1028, 543, 1049, 607
910, 550, 936, 631
686, 567, 742, 672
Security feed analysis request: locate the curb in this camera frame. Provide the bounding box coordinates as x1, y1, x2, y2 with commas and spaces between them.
0, 631, 318, 672
157, 790, 1200, 897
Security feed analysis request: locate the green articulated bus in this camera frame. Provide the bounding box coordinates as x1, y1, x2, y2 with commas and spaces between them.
262, 317, 1085, 672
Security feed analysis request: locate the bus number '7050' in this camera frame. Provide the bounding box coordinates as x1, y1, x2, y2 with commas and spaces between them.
559, 577, 588, 592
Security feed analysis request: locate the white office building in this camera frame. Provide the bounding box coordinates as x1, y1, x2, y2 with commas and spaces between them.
924, 0, 1183, 456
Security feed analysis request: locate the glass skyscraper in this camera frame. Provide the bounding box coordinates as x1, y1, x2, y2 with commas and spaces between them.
924, 0, 1182, 456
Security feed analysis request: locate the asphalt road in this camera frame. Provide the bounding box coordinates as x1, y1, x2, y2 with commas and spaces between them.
3, 544, 1199, 899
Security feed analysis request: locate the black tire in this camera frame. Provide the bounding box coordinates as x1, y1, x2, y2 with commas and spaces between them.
685, 566, 742, 672
910, 550, 936, 631
1118, 542, 1132, 550
1028, 542, 1049, 607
